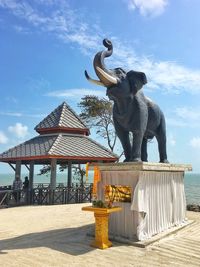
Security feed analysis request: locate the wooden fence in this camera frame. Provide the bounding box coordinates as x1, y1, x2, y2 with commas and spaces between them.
0, 184, 93, 207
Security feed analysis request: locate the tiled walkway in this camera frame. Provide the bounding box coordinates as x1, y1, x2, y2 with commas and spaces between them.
0, 204, 199, 267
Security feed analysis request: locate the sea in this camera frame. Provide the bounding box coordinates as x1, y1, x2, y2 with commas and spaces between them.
0, 172, 199, 205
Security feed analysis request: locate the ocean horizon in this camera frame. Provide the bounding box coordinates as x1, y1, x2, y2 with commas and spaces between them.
0, 172, 199, 205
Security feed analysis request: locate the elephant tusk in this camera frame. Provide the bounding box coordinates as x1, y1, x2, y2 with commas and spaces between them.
96, 66, 118, 85
84, 70, 105, 86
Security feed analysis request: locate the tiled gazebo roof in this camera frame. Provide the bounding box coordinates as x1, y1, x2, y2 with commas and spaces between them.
0, 134, 117, 164
0, 102, 118, 164
35, 102, 90, 136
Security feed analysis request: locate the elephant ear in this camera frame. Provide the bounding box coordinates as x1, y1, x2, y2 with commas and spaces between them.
127, 70, 147, 94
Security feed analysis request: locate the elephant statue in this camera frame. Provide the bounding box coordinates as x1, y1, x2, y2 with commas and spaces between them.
85, 39, 168, 163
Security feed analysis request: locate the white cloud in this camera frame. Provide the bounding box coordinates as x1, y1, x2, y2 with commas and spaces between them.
127, 0, 168, 17
190, 137, 200, 149
0, 131, 8, 144
0, 0, 102, 55
0, 111, 22, 117
166, 106, 200, 128
147, 61, 200, 94
8, 123, 29, 138
111, 42, 200, 95
13, 25, 30, 34
175, 107, 200, 121
0, 111, 45, 118
168, 133, 176, 146
27, 77, 51, 93
166, 107, 200, 128
46, 88, 105, 99
5, 96, 18, 103
1, 1, 200, 96
166, 118, 188, 128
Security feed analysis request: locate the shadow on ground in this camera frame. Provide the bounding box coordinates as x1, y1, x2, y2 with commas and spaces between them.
0, 224, 103, 255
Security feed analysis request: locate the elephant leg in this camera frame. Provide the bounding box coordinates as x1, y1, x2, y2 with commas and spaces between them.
130, 132, 143, 162
120, 132, 132, 162
141, 138, 148, 162
114, 119, 131, 161
156, 117, 169, 163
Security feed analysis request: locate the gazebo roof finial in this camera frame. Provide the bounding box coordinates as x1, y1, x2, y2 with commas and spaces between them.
34, 102, 90, 136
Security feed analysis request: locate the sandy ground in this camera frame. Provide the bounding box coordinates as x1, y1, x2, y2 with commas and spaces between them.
0, 204, 200, 267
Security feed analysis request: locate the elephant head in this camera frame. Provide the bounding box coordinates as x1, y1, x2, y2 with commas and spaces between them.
85, 39, 147, 98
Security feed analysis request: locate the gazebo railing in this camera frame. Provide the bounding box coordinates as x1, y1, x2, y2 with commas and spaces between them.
0, 183, 93, 207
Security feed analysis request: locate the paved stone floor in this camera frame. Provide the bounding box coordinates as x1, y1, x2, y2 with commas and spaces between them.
0, 204, 200, 267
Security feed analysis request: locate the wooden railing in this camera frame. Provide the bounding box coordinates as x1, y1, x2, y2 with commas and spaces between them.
0, 183, 93, 207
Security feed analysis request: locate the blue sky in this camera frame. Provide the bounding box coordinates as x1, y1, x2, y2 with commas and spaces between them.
0, 0, 200, 173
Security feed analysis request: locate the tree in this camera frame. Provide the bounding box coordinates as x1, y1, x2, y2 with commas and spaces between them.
38, 163, 86, 185
38, 95, 121, 178
79, 95, 117, 152
72, 164, 86, 186
60, 163, 86, 185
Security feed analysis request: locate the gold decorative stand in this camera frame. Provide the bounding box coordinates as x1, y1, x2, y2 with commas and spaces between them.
82, 206, 122, 249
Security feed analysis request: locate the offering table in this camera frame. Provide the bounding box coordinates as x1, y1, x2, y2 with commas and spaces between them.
82, 206, 122, 249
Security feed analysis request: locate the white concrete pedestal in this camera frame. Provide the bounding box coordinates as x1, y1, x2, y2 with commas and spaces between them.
96, 162, 192, 241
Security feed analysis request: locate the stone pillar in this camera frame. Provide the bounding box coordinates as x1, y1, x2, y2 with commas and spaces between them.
50, 158, 57, 190
29, 161, 34, 189
67, 161, 72, 187
15, 160, 21, 180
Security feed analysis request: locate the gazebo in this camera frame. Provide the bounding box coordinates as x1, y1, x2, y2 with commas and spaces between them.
0, 102, 118, 189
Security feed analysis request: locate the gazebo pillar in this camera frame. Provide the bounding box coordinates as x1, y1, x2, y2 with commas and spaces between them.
15, 160, 21, 180
50, 158, 57, 190
29, 161, 34, 189
67, 161, 72, 187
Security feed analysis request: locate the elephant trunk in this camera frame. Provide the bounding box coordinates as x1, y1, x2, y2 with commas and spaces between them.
93, 39, 118, 87
85, 39, 118, 87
